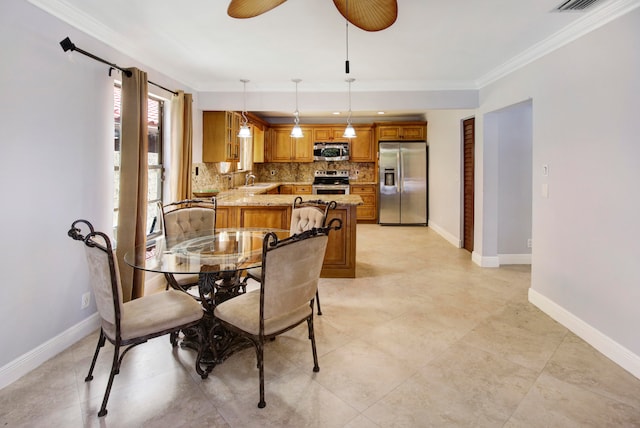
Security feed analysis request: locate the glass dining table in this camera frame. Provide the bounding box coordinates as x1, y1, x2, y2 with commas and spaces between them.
124, 227, 289, 374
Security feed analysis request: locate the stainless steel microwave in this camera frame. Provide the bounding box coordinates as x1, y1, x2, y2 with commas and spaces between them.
313, 142, 349, 161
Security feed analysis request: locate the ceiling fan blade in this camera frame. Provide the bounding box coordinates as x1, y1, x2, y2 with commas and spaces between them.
227, 0, 287, 19
333, 0, 397, 32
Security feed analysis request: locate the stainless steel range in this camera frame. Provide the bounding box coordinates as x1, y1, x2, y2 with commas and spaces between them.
312, 170, 350, 195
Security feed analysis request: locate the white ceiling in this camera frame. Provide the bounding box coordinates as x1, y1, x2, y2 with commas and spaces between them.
29, 0, 635, 120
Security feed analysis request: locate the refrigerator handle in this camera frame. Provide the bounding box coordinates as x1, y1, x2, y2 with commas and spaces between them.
398, 150, 403, 193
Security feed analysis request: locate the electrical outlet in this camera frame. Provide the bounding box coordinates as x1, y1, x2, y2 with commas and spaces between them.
81, 292, 91, 309
270, 170, 276, 176
527, 239, 532, 248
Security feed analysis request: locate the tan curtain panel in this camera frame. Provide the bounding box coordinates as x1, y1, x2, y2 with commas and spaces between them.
115, 67, 148, 302
170, 91, 193, 202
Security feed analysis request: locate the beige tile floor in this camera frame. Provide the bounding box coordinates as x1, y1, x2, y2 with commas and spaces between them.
2, 224, 640, 427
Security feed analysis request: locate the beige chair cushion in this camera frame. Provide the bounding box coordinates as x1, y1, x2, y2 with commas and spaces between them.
102, 290, 203, 341
289, 207, 325, 235
215, 290, 311, 336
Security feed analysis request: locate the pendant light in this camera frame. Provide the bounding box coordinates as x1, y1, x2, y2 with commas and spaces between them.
237, 79, 251, 138
343, 78, 356, 138
291, 79, 303, 138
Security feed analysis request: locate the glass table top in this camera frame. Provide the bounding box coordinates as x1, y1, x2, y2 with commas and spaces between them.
124, 228, 289, 275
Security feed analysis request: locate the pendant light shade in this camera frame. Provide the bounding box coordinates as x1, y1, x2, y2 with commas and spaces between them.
291, 79, 303, 138
343, 78, 356, 138
238, 79, 251, 138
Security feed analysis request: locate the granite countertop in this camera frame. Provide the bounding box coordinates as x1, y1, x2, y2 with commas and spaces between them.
215, 183, 363, 206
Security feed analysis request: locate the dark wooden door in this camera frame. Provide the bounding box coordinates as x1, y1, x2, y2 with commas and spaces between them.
463, 118, 475, 253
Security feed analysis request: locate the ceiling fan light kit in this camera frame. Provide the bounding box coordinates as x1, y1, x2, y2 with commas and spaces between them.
225, 0, 398, 126
227, 0, 397, 32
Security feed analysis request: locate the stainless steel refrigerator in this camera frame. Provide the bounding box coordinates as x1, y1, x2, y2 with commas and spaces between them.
378, 142, 428, 225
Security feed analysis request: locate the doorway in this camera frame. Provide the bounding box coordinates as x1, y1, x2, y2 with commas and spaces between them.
462, 118, 475, 253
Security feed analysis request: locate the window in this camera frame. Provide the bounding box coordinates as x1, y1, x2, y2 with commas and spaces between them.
113, 84, 164, 239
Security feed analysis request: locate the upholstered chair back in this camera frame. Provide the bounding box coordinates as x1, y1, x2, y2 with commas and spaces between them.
262, 234, 328, 320
164, 207, 215, 245
83, 235, 124, 339
289, 207, 326, 235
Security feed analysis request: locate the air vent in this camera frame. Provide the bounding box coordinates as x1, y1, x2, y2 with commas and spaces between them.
555, 0, 602, 11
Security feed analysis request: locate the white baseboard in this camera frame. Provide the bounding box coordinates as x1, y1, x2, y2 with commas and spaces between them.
472, 251, 500, 267
0, 313, 100, 389
529, 288, 640, 380
428, 221, 461, 248
499, 253, 532, 265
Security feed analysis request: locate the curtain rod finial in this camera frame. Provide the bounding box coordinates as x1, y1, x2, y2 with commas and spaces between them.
60, 37, 75, 52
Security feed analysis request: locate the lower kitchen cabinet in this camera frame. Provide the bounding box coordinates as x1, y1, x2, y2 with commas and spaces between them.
293, 184, 312, 195
214, 202, 357, 277
350, 184, 377, 222
237, 206, 291, 229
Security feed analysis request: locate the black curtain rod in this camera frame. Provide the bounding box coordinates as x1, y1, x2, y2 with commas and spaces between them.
60, 37, 178, 96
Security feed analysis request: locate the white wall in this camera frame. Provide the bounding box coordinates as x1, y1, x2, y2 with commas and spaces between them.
424, 110, 475, 246
477, 8, 640, 371
0, 0, 196, 384
497, 101, 532, 258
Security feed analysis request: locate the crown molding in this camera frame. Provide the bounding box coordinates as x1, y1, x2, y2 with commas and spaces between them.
476, 0, 640, 88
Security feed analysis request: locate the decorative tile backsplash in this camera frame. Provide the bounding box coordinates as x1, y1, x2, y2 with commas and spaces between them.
192, 161, 375, 191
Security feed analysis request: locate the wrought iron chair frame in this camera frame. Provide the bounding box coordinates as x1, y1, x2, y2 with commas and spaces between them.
244, 197, 338, 315
215, 222, 341, 408
157, 197, 217, 295
68, 219, 206, 417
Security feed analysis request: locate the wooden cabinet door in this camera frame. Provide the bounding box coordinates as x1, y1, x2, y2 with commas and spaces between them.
377, 125, 402, 141
350, 184, 377, 222
271, 128, 294, 162
215, 207, 232, 228
313, 127, 333, 141
291, 127, 313, 161
377, 122, 427, 141
400, 125, 426, 141
349, 126, 374, 162
238, 206, 290, 229
252, 124, 265, 163
293, 184, 312, 195
203, 111, 226, 162
279, 184, 293, 195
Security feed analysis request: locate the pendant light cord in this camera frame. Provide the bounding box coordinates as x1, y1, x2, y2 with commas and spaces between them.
345, 0, 350, 74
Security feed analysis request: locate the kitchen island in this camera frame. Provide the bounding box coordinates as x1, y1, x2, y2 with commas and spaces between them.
213, 189, 363, 278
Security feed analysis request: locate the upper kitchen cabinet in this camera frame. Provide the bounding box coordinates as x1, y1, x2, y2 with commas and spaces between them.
376, 121, 427, 141
348, 126, 374, 162
313, 126, 349, 142
269, 125, 313, 162
203, 111, 241, 162
252, 124, 265, 163
313, 124, 374, 162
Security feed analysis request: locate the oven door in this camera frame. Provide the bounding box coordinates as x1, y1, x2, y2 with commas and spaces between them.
312, 185, 350, 195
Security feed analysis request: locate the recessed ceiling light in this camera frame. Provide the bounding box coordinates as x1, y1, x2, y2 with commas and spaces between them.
332, 111, 341, 115
377, 111, 385, 115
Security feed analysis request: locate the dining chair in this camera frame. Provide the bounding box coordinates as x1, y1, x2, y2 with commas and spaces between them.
214, 227, 332, 408
67, 219, 206, 417
244, 197, 337, 315
158, 197, 217, 296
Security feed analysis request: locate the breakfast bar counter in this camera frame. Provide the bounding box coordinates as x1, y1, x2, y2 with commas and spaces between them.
212, 191, 363, 278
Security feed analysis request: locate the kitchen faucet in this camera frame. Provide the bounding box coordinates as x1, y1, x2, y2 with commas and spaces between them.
245, 172, 256, 186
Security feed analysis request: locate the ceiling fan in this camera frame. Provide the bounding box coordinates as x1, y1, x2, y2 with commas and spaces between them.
227, 0, 398, 32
